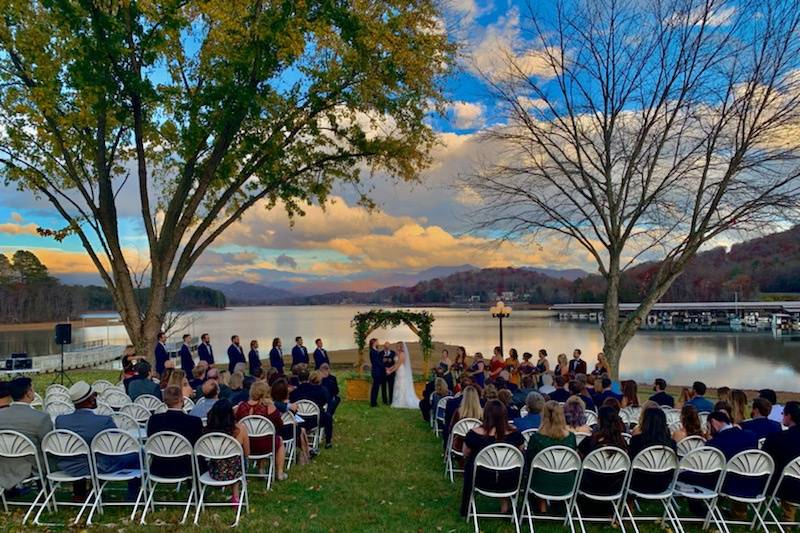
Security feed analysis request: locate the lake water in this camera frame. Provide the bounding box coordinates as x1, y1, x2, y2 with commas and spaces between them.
1, 305, 798, 391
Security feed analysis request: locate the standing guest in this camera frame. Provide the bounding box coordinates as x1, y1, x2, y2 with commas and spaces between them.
549, 376, 571, 403
740, 398, 782, 440
762, 401, 800, 522
437, 349, 451, 374
227, 335, 245, 374
565, 396, 593, 434
247, 340, 262, 377
498, 389, 519, 420
650, 379, 674, 407
228, 372, 249, 406
197, 333, 214, 366
381, 342, 397, 405
729, 389, 748, 425
205, 400, 249, 505
621, 381, 640, 409
319, 364, 340, 416
155, 331, 169, 376
506, 348, 520, 386
290, 369, 334, 449
519, 352, 535, 377
128, 361, 161, 401
146, 386, 203, 479
0, 377, 52, 494
234, 382, 287, 482
759, 389, 784, 424
469, 352, 486, 388
179, 334, 194, 374
291, 337, 309, 368
269, 338, 284, 374
568, 349, 587, 377
534, 349, 550, 375
538, 373, 556, 396
489, 346, 505, 380
591, 352, 610, 376
512, 375, 537, 407
313, 338, 330, 370
512, 391, 544, 431
459, 400, 524, 517
686, 381, 714, 413
671, 404, 706, 441
594, 377, 622, 405
554, 353, 570, 382
369, 338, 386, 408
189, 381, 219, 419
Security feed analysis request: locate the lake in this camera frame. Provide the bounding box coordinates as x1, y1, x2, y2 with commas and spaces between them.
1, 305, 798, 391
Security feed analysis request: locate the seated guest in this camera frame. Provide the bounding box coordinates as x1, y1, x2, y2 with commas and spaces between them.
672, 404, 706, 442
729, 389, 748, 425
128, 361, 161, 401
159, 367, 174, 391
512, 391, 544, 431
548, 376, 570, 403
512, 374, 537, 407
585, 375, 597, 397
593, 377, 622, 406
677, 387, 691, 407
447, 386, 483, 452
538, 373, 556, 396
483, 384, 499, 402
234, 381, 287, 482
578, 406, 627, 457
717, 386, 732, 404
189, 381, 219, 419
146, 385, 203, 478
763, 401, 800, 522
740, 398, 782, 440
759, 389, 784, 424
706, 410, 759, 519
629, 400, 657, 434
228, 372, 249, 406
319, 364, 341, 416
205, 400, 249, 505
419, 370, 447, 422
289, 369, 333, 449
564, 396, 593, 434
427, 376, 450, 423
189, 364, 205, 391
620, 381, 640, 409
686, 381, 714, 413
270, 378, 311, 463
649, 378, 674, 407
602, 397, 622, 414
217, 369, 233, 400
0, 378, 52, 494
460, 400, 524, 517
570, 380, 596, 412
166, 368, 194, 399
56, 381, 140, 499
714, 400, 732, 417
627, 407, 676, 495
498, 389, 519, 420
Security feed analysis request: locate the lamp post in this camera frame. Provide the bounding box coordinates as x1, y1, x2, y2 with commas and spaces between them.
490, 301, 512, 355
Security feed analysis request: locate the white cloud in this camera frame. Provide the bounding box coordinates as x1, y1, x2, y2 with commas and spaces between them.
449, 101, 486, 129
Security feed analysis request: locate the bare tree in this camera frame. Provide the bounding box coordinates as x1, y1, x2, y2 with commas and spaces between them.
467, 0, 800, 378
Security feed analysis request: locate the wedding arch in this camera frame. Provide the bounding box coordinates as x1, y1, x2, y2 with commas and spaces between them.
352, 309, 435, 373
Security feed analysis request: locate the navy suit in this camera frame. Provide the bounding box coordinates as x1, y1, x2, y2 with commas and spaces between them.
314, 347, 330, 369
197, 342, 214, 366
763, 425, 800, 500
269, 347, 284, 374
227, 343, 245, 373
155, 342, 169, 375
248, 349, 262, 376
650, 391, 675, 407
594, 389, 622, 406
369, 347, 386, 407
548, 388, 571, 403
55, 410, 136, 476
292, 345, 309, 368
740, 417, 782, 440
179, 344, 194, 374
290, 382, 333, 445
707, 426, 760, 498
146, 409, 203, 478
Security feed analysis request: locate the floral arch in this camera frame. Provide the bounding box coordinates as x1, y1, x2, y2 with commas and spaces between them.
352, 309, 435, 373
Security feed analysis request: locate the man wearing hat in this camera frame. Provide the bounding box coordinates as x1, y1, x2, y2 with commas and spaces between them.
55, 381, 140, 499
0, 377, 52, 493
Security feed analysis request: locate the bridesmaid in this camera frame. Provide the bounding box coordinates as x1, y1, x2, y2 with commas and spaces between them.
591, 352, 610, 376
554, 353, 570, 382
506, 348, 521, 386
437, 348, 452, 373
535, 349, 550, 374
519, 352, 535, 377
451, 346, 467, 381
469, 352, 486, 388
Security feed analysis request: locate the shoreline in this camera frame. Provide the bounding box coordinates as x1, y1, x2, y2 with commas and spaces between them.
0, 317, 117, 333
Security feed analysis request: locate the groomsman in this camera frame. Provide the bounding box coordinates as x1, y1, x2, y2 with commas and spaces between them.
569, 348, 587, 376
197, 333, 214, 366
247, 340, 262, 377
368, 338, 384, 407
292, 336, 309, 368
179, 334, 194, 374
381, 341, 396, 405
155, 332, 169, 375
269, 338, 284, 374
313, 338, 330, 369
227, 335, 245, 373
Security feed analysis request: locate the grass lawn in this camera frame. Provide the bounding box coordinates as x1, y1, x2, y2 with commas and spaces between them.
0, 369, 755, 531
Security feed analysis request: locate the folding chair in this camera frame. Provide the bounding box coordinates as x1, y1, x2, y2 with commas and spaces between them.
569, 446, 630, 533
92, 380, 115, 395
31, 392, 44, 409
717, 449, 774, 533
45, 400, 74, 420
239, 415, 277, 489
428, 392, 436, 429
573, 432, 592, 446
87, 428, 144, 525
764, 455, 800, 533
182, 396, 195, 413
671, 446, 727, 532
45, 384, 69, 397
519, 445, 581, 533
0, 430, 48, 524
94, 402, 114, 416
140, 431, 197, 524
622, 445, 681, 533
193, 433, 249, 526
280, 411, 297, 469
467, 443, 524, 533
294, 399, 322, 453
121, 403, 152, 426
44, 392, 71, 406
33, 429, 98, 526
101, 389, 131, 410
111, 411, 146, 442
434, 396, 452, 437
445, 417, 480, 482
521, 428, 538, 449
698, 412, 710, 433
134, 394, 164, 413
584, 410, 598, 428
676, 436, 705, 457
664, 409, 681, 426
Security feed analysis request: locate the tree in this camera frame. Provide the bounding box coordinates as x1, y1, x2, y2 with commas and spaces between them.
0, 254, 12, 285
0, 1, 453, 358
11, 250, 51, 284
468, 0, 800, 378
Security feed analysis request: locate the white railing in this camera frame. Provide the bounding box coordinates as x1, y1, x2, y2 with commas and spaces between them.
32, 344, 125, 372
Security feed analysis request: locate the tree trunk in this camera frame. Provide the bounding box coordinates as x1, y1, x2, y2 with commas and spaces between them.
601, 255, 623, 380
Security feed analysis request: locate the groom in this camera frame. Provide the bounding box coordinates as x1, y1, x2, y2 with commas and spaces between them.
381, 341, 397, 405
369, 338, 385, 408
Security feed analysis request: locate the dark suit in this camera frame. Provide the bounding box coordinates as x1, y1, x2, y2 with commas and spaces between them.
155, 342, 169, 375
314, 347, 330, 369
290, 382, 333, 444
269, 347, 284, 374
381, 349, 397, 405
227, 343, 245, 373
321, 374, 340, 416
594, 389, 622, 406
568, 358, 587, 376
548, 388, 571, 403
707, 426, 760, 498
740, 417, 782, 440
179, 343, 194, 374
369, 347, 386, 407
292, 345, 309, 368
197, 342, 214, 366
763, 425, 800, 500
128, 376, 162, 401
247, 349, 262, 377
650, 391, 675, 407
146, 409, 203, 478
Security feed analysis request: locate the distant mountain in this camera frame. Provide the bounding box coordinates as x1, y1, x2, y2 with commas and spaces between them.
198, 281, 296, 305
523, 266, 589, 281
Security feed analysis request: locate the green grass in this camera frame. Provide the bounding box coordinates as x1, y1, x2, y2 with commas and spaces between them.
0, 369, 756, 531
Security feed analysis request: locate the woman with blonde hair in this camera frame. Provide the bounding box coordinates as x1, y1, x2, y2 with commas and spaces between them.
450, 385, 482, 452
591, 352, 610, 376
524, 401, 577, 512
554, 353, 570, 381
730, 389, 748, 425
234, 381, 287, 482
167, 369, 194, 399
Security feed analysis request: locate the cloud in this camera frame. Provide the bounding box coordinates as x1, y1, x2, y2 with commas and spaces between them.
449, 101, 485, 129
276, 254, 298, 270
0, 222, 38, 235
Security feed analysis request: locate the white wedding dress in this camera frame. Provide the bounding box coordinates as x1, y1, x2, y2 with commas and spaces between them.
391, 342, 419, 409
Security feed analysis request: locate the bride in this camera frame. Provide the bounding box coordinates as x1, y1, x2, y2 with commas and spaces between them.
390, 341, 419, 409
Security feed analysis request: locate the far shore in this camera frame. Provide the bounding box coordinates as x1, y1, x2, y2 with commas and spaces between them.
0, 317, 117, 333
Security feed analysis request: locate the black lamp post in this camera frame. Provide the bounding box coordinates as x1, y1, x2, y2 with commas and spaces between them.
490, 301, 512, 355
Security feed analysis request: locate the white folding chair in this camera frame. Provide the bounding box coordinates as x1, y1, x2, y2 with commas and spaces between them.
182, 396, 195, 413
121, 403, 152, 426
134, 394, 164, 413
521, 428, 538, 449
33, 429, 98, 526
45, 400, 75, 420
0, 430, 48, 523
193, 433, 249, 526
569, 446, 630, 533
698, 412, 710, 433
669, 421, 683, 434
664, 409, 681, 426
140, 431, 197, 524
445, 417, 481, 482
519, 445, 581, 533
92, 380, 115, 395
428, 392, 436, 429
620, 409, 635, 429
584, 410, 598, 428
676, 435, 705, 457
294, 399, 322, 453
467, 443, 524, 533
280, 411, 297, 469
87, 429, 144, 525
717, 449, 774, 533
111, 411, 146, 442
44, 392, 71, 406
764, 455, 800, 532
434, 396, 452, 437
31, 392, 44, 409
573, 431, 592, 446
94, 402, 114, 416
671, 446, 727, 532
622, 445, 681, 533
45, 384, 69, 397
239, 415, 277, 489
101, 389, 131, 410
115, 381, 126, 391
